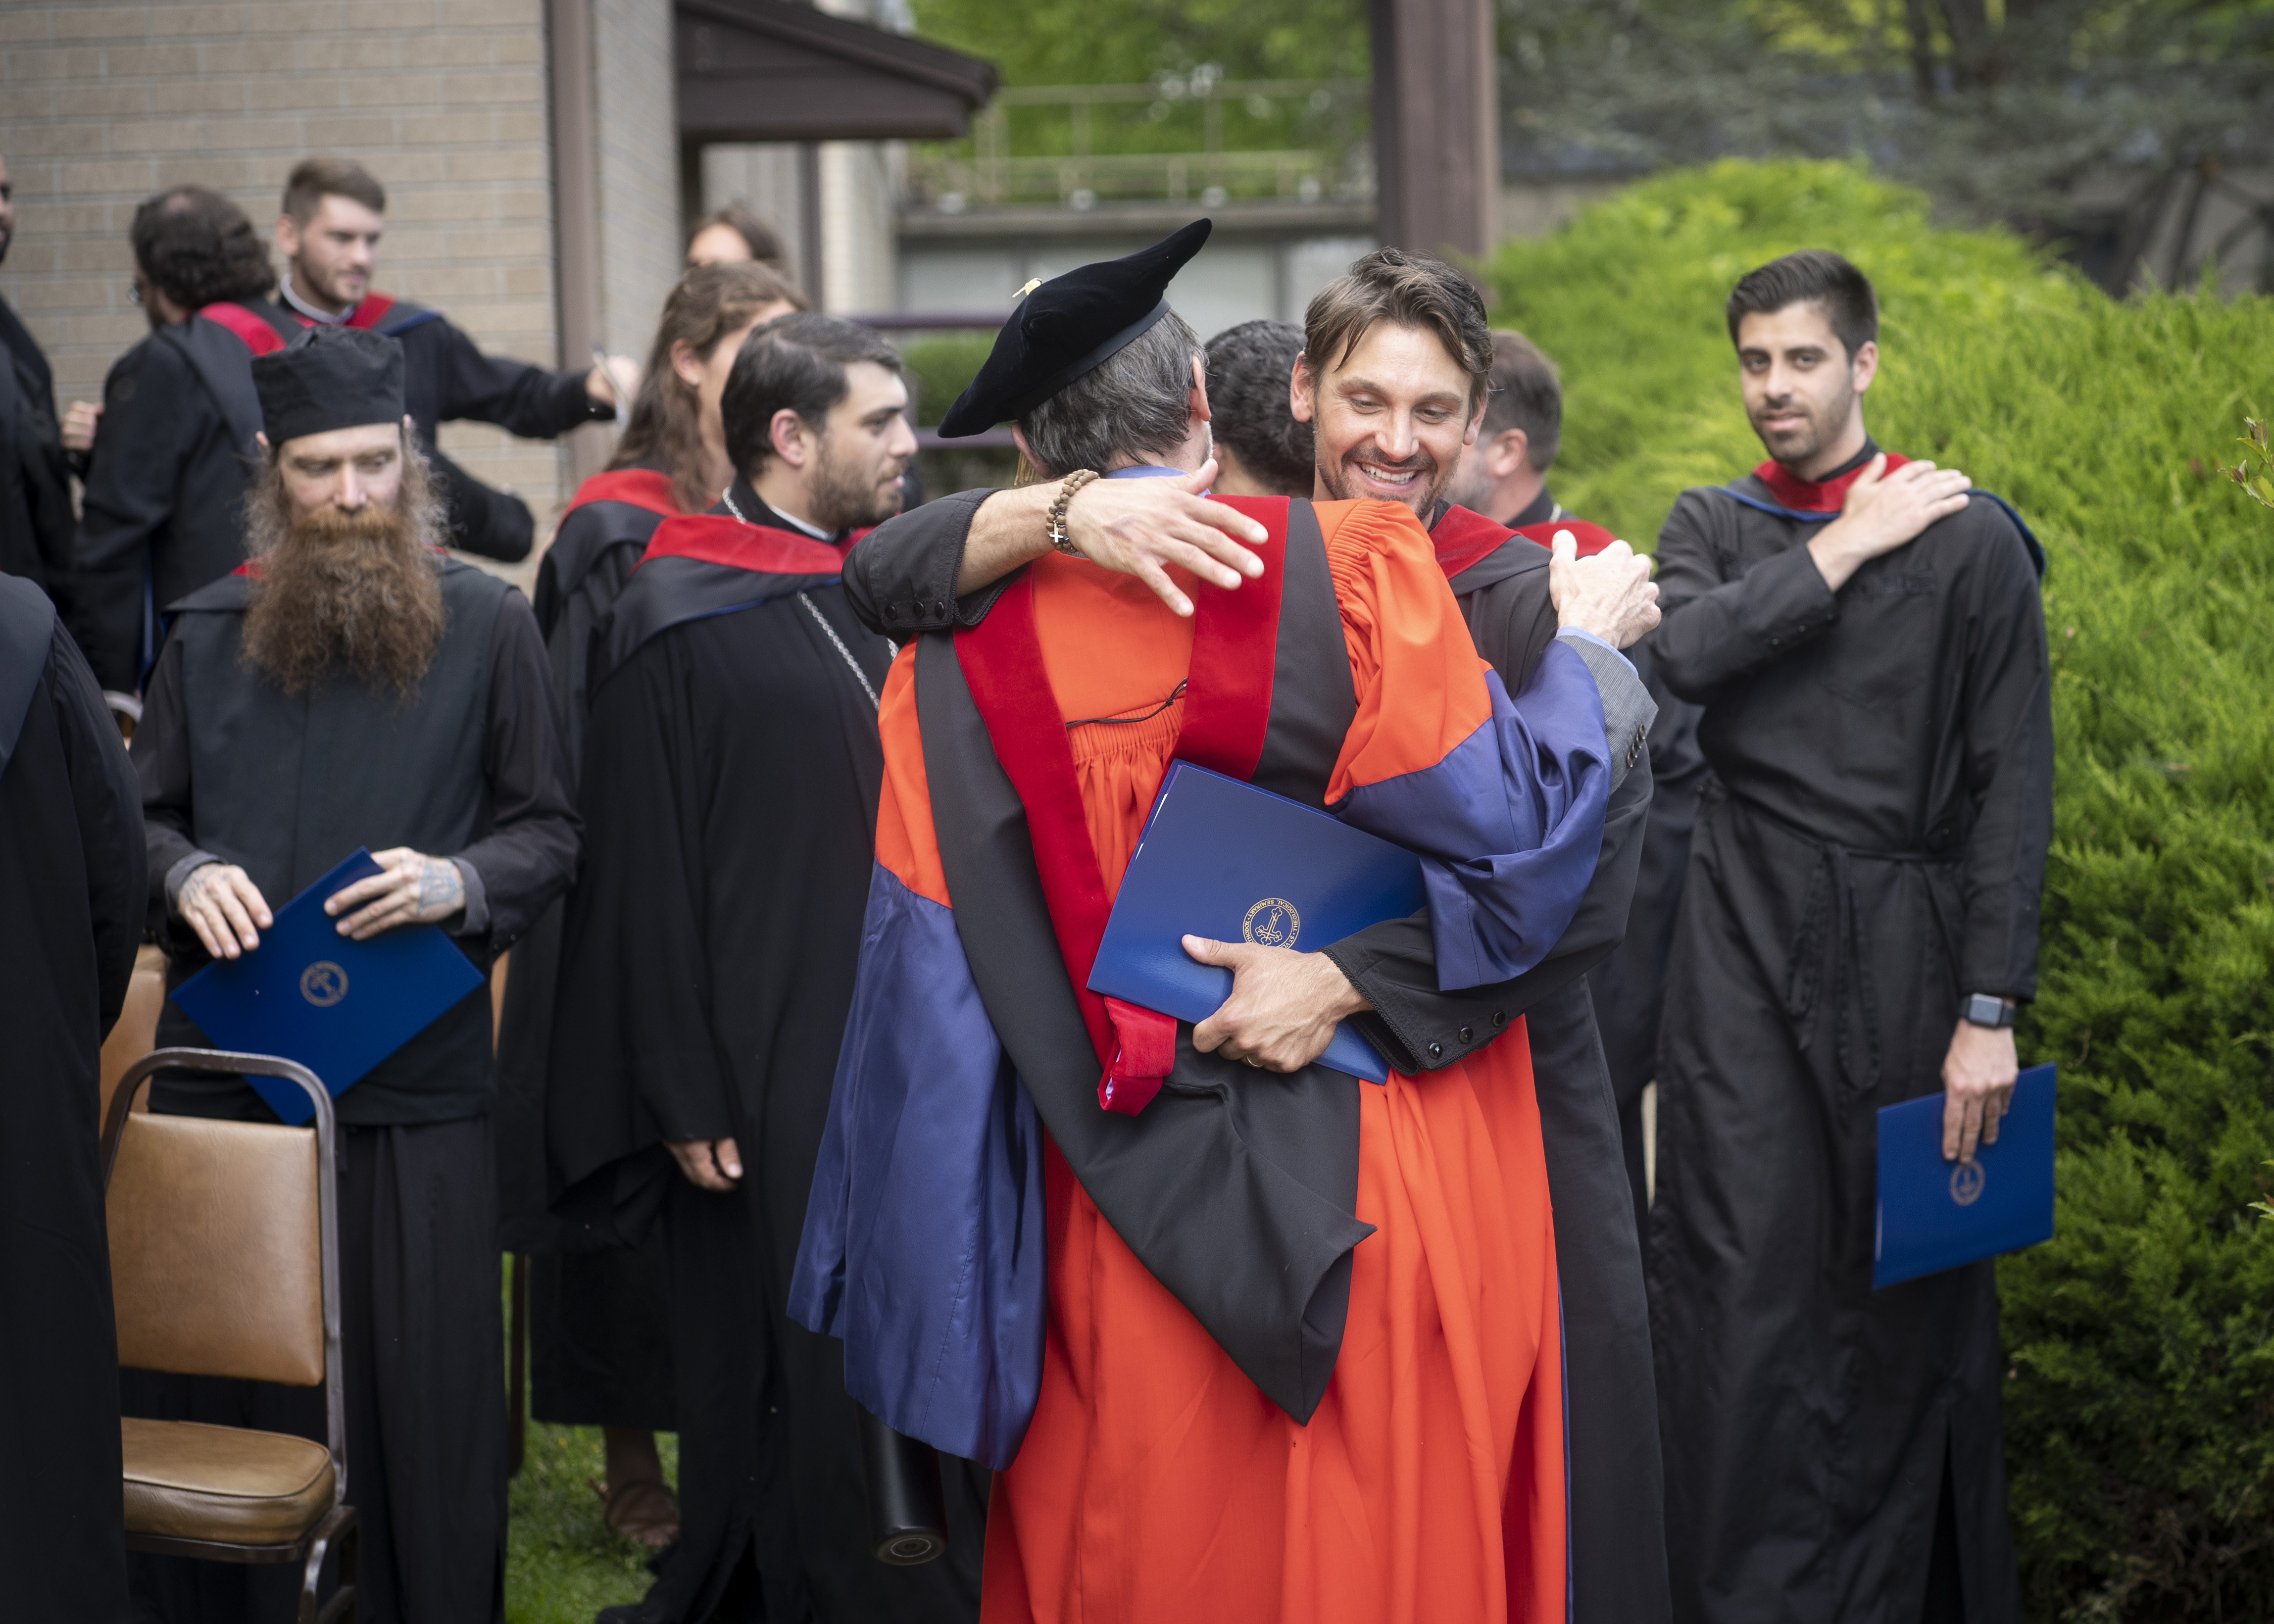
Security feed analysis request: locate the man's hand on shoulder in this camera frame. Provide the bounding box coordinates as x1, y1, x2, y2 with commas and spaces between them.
1807, 454, 1973, 592
1185, 935, 1370, 1073
956, 459, 1268, 616
324, 847, 467, 940
1549, 529, 1661, 649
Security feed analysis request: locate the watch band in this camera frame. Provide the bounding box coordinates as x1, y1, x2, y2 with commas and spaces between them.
1046, 469, 1099, 557
1961, 992, 2015, 1029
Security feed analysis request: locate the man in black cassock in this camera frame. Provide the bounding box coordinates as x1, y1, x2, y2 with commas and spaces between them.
1444, 323, 1714, 1233
1646, 250, 2052, 1624
547, 313, 983, 1624
495, 261, 802, 1547
66, 186, 293, 700
839, 245, 1674, 1624
269, 157, 637, 562
129, 325, 578, 1624
0, 571, 144, 1624
0, 153, 78, 596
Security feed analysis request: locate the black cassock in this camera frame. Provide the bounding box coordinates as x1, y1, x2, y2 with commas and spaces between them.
1646, 446, 2053, 1624
0, 577, 144, 1624
548, 484, 984, 1624
0, 296, 77, 593
493, 467, 680, 1431
838, 491, 1673, 1624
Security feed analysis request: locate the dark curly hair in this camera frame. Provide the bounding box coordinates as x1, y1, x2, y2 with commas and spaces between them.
1203, 320, 1313, 495
131, 186, 276, 312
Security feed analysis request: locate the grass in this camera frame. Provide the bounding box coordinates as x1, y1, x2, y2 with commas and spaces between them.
501, 1273, 680, 1624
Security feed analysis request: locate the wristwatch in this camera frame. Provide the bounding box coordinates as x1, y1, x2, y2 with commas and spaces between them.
1961, 993, 2016, 1029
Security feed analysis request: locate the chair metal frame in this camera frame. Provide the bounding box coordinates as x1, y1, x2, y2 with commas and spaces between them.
102, 1048, 359, 1624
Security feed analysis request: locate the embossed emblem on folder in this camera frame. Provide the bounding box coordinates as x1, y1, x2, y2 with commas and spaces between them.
1949, 1160, 1985, 1207
300, 961, 349, 1007
1242, 897, 1300, 948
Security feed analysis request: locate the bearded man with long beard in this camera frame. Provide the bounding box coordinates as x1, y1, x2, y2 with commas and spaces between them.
129, 324, 578, 1624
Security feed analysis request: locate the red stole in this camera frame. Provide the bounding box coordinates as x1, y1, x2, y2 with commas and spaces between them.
1433, 503, 1620, 578
639, 513, 848, 575
196, 302, 289, 355
343, 293, 399, 332
1752, 450, 1911, 513
561, 467, 685, 524
953, 494, 1288, 1116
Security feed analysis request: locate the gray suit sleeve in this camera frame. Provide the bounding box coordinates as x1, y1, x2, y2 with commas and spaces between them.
1557, 629, 1656, 793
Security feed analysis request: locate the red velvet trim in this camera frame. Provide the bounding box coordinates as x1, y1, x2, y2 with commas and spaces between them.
1175, 494, 1285, 782
638, 514, 848, 576
561, 467, 684, 523
1511, 517, 1618, 557
954, 506, 1287, 1113
343, 293, 396, 332
196, 302, 288, 356
1752, 451, 1911, 513
1431, 503, 1514, 579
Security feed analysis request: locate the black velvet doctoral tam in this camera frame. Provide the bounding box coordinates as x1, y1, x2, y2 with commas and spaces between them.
937, 217, 1211, 437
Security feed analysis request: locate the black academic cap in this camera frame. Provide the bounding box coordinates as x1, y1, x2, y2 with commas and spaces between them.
937, 219, 1212, 438
251, 324, 405, 447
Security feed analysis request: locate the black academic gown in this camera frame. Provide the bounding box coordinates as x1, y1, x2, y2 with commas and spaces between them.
494, 468, 680, 1430
0, 298, 76, 592
0, 576, 143, 1624
838, 490, 1673, 1624
128, 557, 578, 1624
547, 484, 983, 1624
1646, 448, 2052, 1624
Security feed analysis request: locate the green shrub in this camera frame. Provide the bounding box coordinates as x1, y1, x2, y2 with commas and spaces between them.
1489, 159, 2274, 1621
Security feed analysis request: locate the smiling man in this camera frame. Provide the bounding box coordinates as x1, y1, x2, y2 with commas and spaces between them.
1645, 250, 2052, 1624
270, 157, 638, 562
129, 324, 578, 1624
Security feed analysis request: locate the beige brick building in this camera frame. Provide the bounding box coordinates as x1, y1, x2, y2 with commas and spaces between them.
0, 0, 990, 589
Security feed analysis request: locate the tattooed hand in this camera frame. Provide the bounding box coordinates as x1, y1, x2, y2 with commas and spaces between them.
324, 847, 469, 940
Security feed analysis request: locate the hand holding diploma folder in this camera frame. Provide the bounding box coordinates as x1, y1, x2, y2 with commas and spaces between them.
171, 848, 485, 1125
1088, 762, 1429, 1083
1875, 1063, 2056, 1288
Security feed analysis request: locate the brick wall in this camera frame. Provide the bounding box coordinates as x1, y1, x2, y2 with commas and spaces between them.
0, 0, 638, 577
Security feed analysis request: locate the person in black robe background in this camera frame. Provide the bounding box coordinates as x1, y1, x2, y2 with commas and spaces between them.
0, 153, 79, 596
548, 315, 982, 1624
0, 573, 144, 1624
843, 247, 1675, 1624
267, 158, 640, 563
493, 260, 804, 1545
127, 328, 578, 1624
1646, 251, 2051, 1624
66, 186, 293, 698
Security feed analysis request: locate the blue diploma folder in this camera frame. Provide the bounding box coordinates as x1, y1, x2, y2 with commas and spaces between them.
1087, 761, 1428, 1083
1874, 1063, 2056, 1289
170, 848, 486, 1125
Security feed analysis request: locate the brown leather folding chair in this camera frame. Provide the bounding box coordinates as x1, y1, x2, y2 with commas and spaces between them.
102, 1049, 359, 1624
96, 943, 167, 1131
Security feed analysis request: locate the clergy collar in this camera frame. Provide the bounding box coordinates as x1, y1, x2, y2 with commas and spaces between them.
278, 273, 352, 327
723, 478, 843, 543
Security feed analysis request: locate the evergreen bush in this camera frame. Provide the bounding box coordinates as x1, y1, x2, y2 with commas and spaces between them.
1488, 159, 2274, 1622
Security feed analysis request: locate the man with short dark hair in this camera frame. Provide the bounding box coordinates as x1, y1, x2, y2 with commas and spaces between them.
0, 152, 77, 597
1647, 248, 2051, 1623
545, 315, 983, 1623
1444, 328, 1597, 542
271, 156, 637, 562
842, 241, 1675, 1624
129, 325, 578, 1624
65, 186, 293, 701
1199, 318, 1312, 495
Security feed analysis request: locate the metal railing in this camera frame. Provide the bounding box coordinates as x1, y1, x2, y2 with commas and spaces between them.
906, 77, 1373, 211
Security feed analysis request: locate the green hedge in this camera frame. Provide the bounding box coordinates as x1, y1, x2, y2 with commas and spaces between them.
1488, 160, 2274, 1621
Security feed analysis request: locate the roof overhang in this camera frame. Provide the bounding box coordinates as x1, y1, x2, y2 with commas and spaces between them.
676, 0, 999, 144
